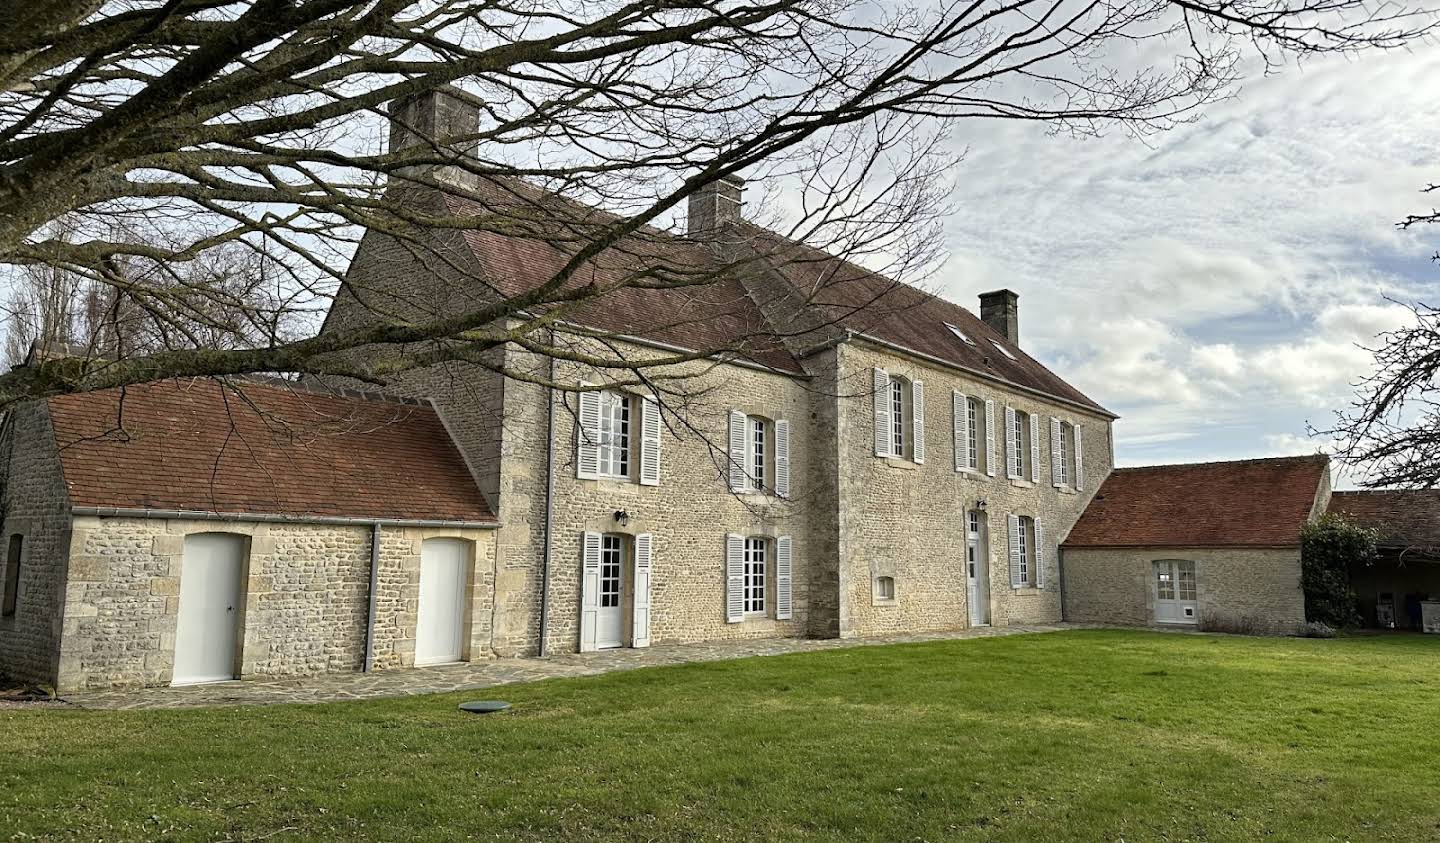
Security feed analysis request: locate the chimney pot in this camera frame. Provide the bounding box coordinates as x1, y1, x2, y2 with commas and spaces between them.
979, 289, 1019, 346
687, 175, 745, 237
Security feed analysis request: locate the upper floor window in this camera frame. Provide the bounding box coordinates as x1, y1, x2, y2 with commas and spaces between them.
1057, 420, 1072, 487
966, 397, 982, 471
752, 416, 769, 490
874, 368, 924, 463
1008, 407, 1032, 479
890, 378, 906, 456
728, 412, 790, 496
597, 390, 631, 478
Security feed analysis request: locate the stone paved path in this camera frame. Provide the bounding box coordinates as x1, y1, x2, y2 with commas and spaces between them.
61, 623, 1084, 710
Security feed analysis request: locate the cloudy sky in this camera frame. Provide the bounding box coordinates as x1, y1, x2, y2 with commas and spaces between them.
932, 49, 1440, 485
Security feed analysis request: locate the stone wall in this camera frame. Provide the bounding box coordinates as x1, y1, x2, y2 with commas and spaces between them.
0, 402, 74, 688
833, 342, 1114, 637
57, 515, 496, 692
1061, 546, 1307, 635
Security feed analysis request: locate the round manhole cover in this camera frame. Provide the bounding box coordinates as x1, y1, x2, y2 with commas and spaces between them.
458, 700, 512, 714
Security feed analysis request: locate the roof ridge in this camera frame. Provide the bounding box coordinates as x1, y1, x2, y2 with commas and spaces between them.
1112, 454, 1329, 472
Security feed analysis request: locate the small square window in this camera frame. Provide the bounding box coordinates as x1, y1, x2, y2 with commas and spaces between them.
875, 575, 896, 601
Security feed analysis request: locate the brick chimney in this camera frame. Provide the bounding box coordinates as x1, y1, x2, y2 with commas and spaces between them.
979, 289, 1019, 345
387, 85, 481, 188
687, 175, 744, 237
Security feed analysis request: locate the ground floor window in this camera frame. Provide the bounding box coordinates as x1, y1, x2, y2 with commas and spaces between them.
744, 537, 767, 614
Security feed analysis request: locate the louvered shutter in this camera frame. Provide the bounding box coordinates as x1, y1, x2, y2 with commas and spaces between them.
632, 533, 653, 647
873, 368, 891, 456
728, 410, 748, 491
576, 388, 600, 480
775, 420, 791, 498
1007, 514, 1023, 587
1004, 406, 1018, 479
1050, 417, 1064, 488
639, 397, 661, 486
911, 379, 925, 464
579, 531, 601, 651
775, 535, 793, 620
1034, 519, 1045, 589
985, 399, 996, 477
1074, 424, 1085, 491
952, 391, 967, 472
725, 533, 744, 623
1029, 412, 1041, 483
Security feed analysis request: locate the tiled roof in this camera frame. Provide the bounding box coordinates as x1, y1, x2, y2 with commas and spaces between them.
1062, 455, 1330, 548
46, 379, 495, 524
1329, 490, 1440, 551
737, 224, 1111, 416
443, 182, 802, 374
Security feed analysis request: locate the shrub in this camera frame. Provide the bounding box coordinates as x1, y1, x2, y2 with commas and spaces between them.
1198, 613, 1263, 635
1300, 514, 1377, 629
1297, 621, 1337, 639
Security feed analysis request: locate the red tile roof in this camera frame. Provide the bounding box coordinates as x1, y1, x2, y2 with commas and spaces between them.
47, 379, 495, 524
1062, 455, 1329, 548
1329, 490, 1440, 551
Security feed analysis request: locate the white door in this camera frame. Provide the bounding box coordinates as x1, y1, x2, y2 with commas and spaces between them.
966, 511, 990, 626
1153, 560, 1198, 624
597, 535, 625, 649
173, 533, 246, 686
417, 538, 469, 665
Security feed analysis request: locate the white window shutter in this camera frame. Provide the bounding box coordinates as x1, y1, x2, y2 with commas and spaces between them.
639, 397, 661, 486
728, 410, 748, 492
725, 533, 745, 623
1004, 406, 1018, 479
576, 388, 600, 480
873, 368, 891, 457
1007, 514, 1023, 588
775, 535, 793, 620
911, 379, 925, 464
1050, 417, 1064, 488
632, 533, 653, 647
985, 399, 996, 477
579, 531, 601, 651
1029, 412, 1041, 484
1074, 424, 1085, 491
952, 391, 966, 473
775, 420, 791, 498
1034, 518, 1045, 589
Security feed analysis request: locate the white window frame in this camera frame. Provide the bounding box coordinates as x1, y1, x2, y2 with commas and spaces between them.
596, 390, 631, 478
875, 575, 896, 601
600, 534, 624, 608
1017, 516, 1033, 586
743, 537, 767, 615
752, 416, 768, 491
966, 397, 982, 473
1057, 420, 1071, 487
1012, 409, 1029, 478
890, 378, 906, 457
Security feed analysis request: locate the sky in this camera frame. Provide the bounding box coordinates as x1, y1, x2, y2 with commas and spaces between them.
930, 49, 1440, 486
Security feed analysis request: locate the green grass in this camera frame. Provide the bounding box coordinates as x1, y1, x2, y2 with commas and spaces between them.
4, 630, 1440, 841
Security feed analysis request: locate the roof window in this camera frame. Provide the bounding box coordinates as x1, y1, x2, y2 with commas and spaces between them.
944, 323, 975, 345
989, 339, 1017, 360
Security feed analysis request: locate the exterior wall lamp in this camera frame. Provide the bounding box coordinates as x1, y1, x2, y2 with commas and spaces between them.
613, 510, 631, 526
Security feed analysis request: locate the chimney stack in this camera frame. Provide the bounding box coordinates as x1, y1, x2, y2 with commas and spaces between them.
979, 289, 1019, 345
387, 85, 482, 188
687, 175, 744, 237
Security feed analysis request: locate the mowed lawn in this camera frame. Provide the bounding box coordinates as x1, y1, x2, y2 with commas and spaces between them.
5, 630, 1440, 841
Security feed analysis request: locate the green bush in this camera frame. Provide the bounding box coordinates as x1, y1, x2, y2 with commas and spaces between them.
1300, 514, 1377, 629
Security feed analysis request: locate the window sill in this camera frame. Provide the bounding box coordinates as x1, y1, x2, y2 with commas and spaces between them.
1055, 485, 1077, 495
958, 469, 988, 480
1009, 478, 1035, 489
879, 457, 920, 470
1010, 586, 1042, 596
872, 598, 898, 608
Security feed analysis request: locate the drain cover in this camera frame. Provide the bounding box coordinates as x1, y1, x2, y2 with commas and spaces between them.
458, 700, 512, 714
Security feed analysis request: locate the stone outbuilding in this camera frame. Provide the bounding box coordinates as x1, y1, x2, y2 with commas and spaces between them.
1060, 455, 1332, 635
1329, 490, 1440, 630
0, 377, 498, 692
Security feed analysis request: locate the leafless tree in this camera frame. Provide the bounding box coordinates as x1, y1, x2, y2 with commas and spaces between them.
0, 0, 1432, 406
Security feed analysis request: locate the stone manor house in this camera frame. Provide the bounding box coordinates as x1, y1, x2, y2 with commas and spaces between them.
0, 88, 1357, 692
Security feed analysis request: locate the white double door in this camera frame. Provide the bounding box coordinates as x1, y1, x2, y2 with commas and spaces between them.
416, 538, 469, 666
966, 511, 990, 626
173, 533, 246, 686
1153, 560, 1198, 624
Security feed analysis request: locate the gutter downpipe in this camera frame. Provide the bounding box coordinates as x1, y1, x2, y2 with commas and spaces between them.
364, 522, 381, 672
538, 330, 558, 657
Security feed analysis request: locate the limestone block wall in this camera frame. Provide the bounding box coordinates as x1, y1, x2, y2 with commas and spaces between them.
833, 342, 1114, 637
0, 402, 74, 687
1061, 546, 1306, 635
58, 515, 496, 692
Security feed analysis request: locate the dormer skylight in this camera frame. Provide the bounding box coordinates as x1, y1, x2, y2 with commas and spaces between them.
989, 339, 1017, 361
944, 323, 975, 345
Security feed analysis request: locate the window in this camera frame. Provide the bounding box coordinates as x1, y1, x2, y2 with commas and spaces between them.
1057, 420, 1072, 487
1156, 564, 1175, 601
875, 576, 896, 600
1178, 561, 1197, 601
2, 535, 19, 618
1013, 516, 1038, 587
743, 537, 767, 614
990, 339, 1017, 360
944, 322, 975, 345
966, 396, 982, 472
1011, 409, 1030, 478
597, 390, 631, 478
600, 534, 624, 608
752, 417, 768, 491
890, 378, 906, 456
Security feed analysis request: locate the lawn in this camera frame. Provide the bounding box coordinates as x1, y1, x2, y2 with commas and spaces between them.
4, 630, 1440, 841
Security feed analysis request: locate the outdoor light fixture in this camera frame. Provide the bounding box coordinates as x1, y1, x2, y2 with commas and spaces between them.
614, 510, 630, 526
975, 499, 988, 511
